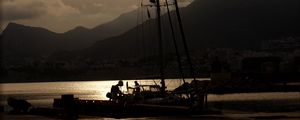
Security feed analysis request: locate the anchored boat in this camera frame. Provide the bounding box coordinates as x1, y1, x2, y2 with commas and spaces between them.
31, 0, 215, 118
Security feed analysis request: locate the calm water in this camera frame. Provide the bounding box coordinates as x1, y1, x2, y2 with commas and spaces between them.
0, 79, 299, 110
0, 79, 196, 107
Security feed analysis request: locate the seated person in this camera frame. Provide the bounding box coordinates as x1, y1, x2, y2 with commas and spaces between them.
108, 80, 124, 101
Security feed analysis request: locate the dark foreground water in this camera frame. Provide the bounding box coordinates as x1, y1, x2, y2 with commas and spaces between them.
0, 79, 299, 120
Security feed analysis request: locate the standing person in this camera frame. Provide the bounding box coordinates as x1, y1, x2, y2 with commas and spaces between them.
133, 81, 142, 101
134, 81, 140, 94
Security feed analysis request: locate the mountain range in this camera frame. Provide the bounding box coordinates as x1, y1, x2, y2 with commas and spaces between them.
79, 0, 300, 59
1, 0, 300, 61
1, 9, 140, 60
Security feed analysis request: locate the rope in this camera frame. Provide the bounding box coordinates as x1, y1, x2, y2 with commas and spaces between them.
165, 0, 186, 84
174, 0, 196, 80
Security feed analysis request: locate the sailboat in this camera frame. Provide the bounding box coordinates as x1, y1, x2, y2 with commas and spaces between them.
32, 0, 213, 118
123, 0, 210, 105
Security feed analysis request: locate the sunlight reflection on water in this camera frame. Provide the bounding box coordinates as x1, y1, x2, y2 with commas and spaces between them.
0, 78, 299, 108
0, 79, 204, 100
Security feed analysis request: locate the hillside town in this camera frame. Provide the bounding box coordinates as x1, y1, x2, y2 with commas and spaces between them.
1, 36, 299, 84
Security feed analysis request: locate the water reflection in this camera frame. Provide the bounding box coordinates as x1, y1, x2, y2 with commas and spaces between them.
0, 79, 299, 107
0, 79, 204, 100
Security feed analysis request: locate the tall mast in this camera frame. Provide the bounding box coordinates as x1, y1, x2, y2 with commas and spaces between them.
155, 0, 166, 94
165, 0, 185, 83
174, 0, 196, 80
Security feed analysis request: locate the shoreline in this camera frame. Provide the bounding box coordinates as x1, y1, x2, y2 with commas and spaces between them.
1, 92, 299, 119
1, 105, 299, 120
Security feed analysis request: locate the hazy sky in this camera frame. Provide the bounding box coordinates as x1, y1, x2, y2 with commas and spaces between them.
1, 0, 193, 33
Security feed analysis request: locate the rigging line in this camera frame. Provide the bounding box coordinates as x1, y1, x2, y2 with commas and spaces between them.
136, 0, 144, 77
141, 2, 146, 60
174, 0, 196, 81
147, 9, 152, 57
162, 5, 179, 88
136, 0, 141, 57
165, 0, 186, 84
148, 6, 159, 79
155, 0, 166, 93
161, 5, 170, 86
140, 2, 150, 79
141, 0, 146, 60
163, 3, 178, 88
147, 10, 156, 78
0, 29, 2, 70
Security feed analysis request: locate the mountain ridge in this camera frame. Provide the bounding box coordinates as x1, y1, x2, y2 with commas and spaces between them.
2, 0, 300, 61
77, 0, 300, 59
1, 8, 142, 61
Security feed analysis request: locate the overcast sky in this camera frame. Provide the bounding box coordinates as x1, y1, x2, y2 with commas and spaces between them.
1, 0, 193, 33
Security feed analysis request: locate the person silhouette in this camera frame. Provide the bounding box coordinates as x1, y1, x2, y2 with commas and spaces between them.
134, 81, 140, 93
109, 80, 124, 101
